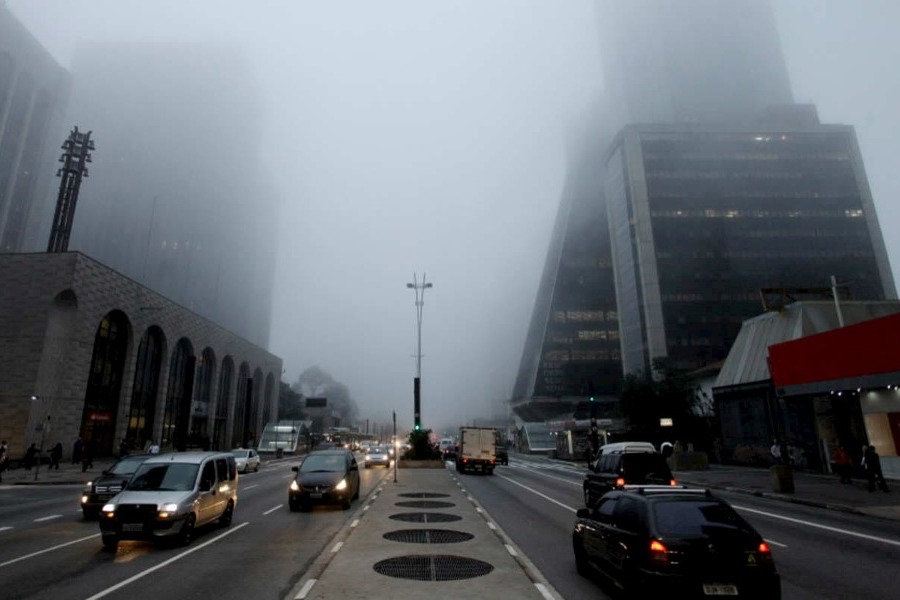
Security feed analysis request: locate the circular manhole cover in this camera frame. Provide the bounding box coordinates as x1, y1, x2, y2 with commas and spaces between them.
373, 555, 493, 581
390, 512, 461, 523
395, 500, 455, 509
398, 492, 450, 498
383, 529, 474, 544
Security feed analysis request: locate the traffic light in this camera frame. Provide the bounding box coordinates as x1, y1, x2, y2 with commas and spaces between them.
414, 423, 421, 432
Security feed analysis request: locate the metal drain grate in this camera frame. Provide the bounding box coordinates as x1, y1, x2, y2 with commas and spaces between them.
373, 555, 493, 581
383, 529, 473, 544
395, 500, 455, 509
398, 492, 450, 498
390, 512, 461, 523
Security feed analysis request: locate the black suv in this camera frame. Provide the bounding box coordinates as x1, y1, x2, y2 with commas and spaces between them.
583, 447, 675, 508
573, 486, 781, 598
80, 453, 153, 519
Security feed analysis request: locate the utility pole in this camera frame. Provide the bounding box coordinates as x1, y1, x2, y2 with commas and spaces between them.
406, 273, 432, 433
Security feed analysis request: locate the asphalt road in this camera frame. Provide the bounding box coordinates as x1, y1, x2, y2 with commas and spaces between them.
0, 457, 393, 600
460, 454, 900, 600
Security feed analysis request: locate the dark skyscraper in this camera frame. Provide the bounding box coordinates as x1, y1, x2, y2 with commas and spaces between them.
55, 43, 278, 348
512, 0, 895, 421
0, 3, 68, 253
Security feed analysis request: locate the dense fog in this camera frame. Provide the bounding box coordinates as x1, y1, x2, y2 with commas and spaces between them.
8, 0, 900, 434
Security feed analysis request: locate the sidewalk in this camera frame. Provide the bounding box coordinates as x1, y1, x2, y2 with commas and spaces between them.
0, 456, 116, 486
287, 467, 562, 599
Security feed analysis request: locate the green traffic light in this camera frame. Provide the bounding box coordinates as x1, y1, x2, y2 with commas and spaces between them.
589, 396, 595, 402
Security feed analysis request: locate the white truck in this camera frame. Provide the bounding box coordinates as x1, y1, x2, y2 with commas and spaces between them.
455, 427, 497, 475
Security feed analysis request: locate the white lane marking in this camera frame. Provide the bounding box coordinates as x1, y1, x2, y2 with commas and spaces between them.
85, 522, 249, 599
242, 484, 259, 490
263, 505, 282, 515
509, 463, 582, 487
487, 522, 496, 530
363, 505, 370, 512
350, 519, 360, 528
331, 541, 343, 553
0, 526, 12, 533
294, 579, 317, 599
765, 538, 788, 548
505, 544, 518, 556
496, 474, 578, 513
734, 504, 900, 547
0, 533, 100, 568
535, 583, 556, 600
34, 515, 62, 522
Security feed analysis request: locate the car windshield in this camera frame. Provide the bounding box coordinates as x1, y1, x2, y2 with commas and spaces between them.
652, 499, 749, 536
368, 447, 386, 454
108, 455, 148, 475
622, 454, 672, 478
231, 450, 249, 459
128, 463, 199, 491
299, 454, 345, 473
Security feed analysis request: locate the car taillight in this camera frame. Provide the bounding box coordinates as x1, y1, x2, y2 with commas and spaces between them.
615, 477, 626, 487
669, 479, 678, 486
649, 539, 670, 566
757, 541, 774, 565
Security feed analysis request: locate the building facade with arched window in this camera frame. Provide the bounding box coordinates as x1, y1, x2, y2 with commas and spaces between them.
0, 252, 281, 459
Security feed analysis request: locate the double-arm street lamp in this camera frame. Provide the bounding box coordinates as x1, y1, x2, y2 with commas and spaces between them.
406, 273, 433, 432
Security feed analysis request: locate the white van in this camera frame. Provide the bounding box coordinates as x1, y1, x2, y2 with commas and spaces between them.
98, 451, 238, 550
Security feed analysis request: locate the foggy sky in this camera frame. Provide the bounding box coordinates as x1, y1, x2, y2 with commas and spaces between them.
8, 1, 900, 435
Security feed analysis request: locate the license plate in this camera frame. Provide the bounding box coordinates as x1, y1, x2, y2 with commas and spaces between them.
703, 584, 738, 596
309, 493, 323, 498
121, 523, 143, 532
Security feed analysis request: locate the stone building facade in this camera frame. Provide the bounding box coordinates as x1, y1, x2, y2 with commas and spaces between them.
0, 252, 282, 459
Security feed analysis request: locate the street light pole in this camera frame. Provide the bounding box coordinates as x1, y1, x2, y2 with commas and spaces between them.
406, 273, 432, 432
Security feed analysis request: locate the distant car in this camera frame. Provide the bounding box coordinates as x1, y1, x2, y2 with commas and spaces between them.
364, 446, 391, 468
81, 453, 153, 519
289, 449, 360, 511
573, 486, 781, 598
230, 448, 260, 473
496, 445, 509, 465
583, 443, 675, 508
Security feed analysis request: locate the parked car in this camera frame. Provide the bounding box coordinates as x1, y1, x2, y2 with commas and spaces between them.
364, 445, 391, 468
230, 448, 261, 473
81, 453, 153, 519
289, 449, 360, 511
583, 442, 675, 508
98, 451, 238, 551
496, 444, 509, 465
572, 486, 781, 598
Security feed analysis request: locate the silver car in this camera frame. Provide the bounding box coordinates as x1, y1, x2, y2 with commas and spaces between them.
231, 448, 260, 473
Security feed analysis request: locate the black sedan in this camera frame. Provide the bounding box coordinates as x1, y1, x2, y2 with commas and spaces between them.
572, 486, 781, 599
80, 453, 153, 519
288, 449, 360, 511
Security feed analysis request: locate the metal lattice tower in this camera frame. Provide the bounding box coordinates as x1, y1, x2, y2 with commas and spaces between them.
47, 127, 94, 253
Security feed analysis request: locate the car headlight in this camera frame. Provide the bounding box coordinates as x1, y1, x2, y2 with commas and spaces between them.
335, 478, 348, 491
101, 503, 116, 515
158, 502, 180, 518
84, 481, 94, 492
290, 480, 300, 491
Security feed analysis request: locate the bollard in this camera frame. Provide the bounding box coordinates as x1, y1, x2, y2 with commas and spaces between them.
771, 464, 795, 493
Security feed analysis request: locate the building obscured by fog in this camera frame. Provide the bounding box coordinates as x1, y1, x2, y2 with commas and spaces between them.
513, 0, 895, 421
0, 3, 68, 253
54, 43, 278, 348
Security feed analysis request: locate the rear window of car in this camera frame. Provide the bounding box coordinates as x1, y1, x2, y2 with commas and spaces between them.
651, 498, 749, 536
369, 447, 386, 454
621, 454, 672, 478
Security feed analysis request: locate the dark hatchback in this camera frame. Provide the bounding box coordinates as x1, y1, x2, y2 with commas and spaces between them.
289, 449, 360, 511
81, 453, 153, 519
573, 486, 781, 599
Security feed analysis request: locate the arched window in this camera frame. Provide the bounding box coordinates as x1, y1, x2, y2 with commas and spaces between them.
214, 357, 234, 450
80, 311, 131, 456
127, 327, 165, 450
189, 347, 216, 449
161, 338, 195, 451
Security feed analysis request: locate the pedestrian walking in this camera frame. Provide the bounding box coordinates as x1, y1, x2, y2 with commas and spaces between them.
863, 445, 890, 492
118, 438, 129, 458
72, 437, 84, 465
81, 440, 93, 472
0, 442, 8, 483
147, 440, 160, 454
23, 443, 38, 470
831, 445, 853, 484
49, 441, 63, 470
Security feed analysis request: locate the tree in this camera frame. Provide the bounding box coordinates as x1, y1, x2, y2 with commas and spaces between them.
619, 357, 696, 446
278, 381, 305, 421
293, 366, 359, 425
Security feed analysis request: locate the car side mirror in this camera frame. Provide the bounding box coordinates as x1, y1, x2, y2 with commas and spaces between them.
576, 508, 590, 519
121, 479, 128, 489
292, 466, 299, 472
350, 462, 358, 471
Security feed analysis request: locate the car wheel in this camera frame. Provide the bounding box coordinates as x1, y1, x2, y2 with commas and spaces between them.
178, 514, 196, 546
289, 498, 300, 512
219, 501, 234, 527
255, 463, 260, 472
102, 535, 118, 552
573, 537, 590, 578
